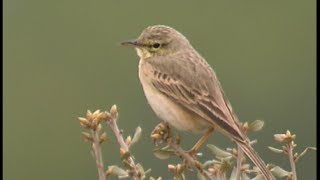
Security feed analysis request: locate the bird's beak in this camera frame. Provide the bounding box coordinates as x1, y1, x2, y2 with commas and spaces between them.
120, 40, 143, 48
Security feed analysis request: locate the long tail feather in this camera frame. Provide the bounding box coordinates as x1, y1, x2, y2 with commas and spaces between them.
237, 142, 275, 180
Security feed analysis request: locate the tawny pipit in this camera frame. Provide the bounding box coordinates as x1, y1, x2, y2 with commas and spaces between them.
121, 25, 274, 180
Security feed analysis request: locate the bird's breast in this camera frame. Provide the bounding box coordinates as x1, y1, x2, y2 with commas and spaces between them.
138, 60, 209, 133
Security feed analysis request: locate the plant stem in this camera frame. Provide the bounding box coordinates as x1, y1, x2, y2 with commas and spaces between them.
91, 130, 106, 180
107, 117, 141, 179
236, 145, 243, 180
288, 142, 297, 180
168, 140, 213, 180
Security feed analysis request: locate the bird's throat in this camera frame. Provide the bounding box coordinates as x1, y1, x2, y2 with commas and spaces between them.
135, 48, 152, 59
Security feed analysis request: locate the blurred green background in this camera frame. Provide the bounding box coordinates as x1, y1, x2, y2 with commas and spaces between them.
4, 0, 316, 179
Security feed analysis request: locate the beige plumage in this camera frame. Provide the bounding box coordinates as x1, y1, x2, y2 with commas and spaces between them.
122, 25, 275, 180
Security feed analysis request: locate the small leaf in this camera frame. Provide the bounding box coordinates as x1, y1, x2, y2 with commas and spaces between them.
249, 139, 258, 145
248, 120, 264, 132
268, 146, 284, 154
274, 134, 286, 142
81, 132, 93, 142
106, 165, 128, 177
251, 174, 265, 180
207, 144, 232, 158
203, 159, 220, 168
270, 166, 290, 178
110, 104, 118, 118
131, 126, 142, 146
153, 149, 175, 160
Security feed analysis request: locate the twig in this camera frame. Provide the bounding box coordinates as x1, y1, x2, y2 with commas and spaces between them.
91, 129, 107, 180
287, 142, 297, 180
167, 139, 213, 180
79, 110, 107, 180
106, 111, 142, 179
235, 145, 243, 180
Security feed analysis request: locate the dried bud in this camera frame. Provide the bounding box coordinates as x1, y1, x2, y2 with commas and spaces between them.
176, 164, 184, 174
80, 122, 90, 129
103, 111, 112, 120
92, 109, 101, 119
81, 132, 93, 142
168, 164, 176, 173
243, 122, 249, 131
79, 117, 90, 129
96, 111, 108, 121
233, 148, 238, 156
110, 104, 118, 118
194, 161, 202, 170
86, 110, 93, 120
274, 130, 296, 143
78, 117, 88, 124
119, 148, 130, 159
150, 133, 161, 140
99, 132, 108, 144
126, 136, 132, 146
119, 147, 127, 156
91, 119, 99, 130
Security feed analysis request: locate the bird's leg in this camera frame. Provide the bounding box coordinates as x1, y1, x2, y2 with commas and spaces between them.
188, 128, 215, 156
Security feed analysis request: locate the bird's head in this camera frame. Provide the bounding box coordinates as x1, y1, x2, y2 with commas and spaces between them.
121, 25, 191, 59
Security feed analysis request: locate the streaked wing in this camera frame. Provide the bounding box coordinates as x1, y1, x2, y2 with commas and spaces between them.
148, 53, 245, 142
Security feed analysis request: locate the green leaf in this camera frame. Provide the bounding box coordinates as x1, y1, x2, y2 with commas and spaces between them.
251, 174, 265, 180
271, 166, 290, 178
248, 120, 264, 132
153, 149, 175, 160
202, 159, 220, 168
131, 126, 142, 146
207, 144, 232, 158
268, 146, 284, 154
107, 165, 128, 177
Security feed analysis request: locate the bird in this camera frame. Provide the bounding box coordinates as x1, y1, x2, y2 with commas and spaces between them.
121, 25, 275, 180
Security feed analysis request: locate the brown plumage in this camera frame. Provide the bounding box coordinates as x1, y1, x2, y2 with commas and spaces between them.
122, 25, 275, 180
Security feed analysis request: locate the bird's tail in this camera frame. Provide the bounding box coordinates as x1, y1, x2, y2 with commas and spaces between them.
237, 141, 275, 180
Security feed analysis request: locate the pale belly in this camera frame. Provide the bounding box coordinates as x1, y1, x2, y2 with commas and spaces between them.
138, 61, 209, 133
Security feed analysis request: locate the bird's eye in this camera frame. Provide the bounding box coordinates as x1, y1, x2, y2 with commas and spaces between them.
152, 43, 161, 48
